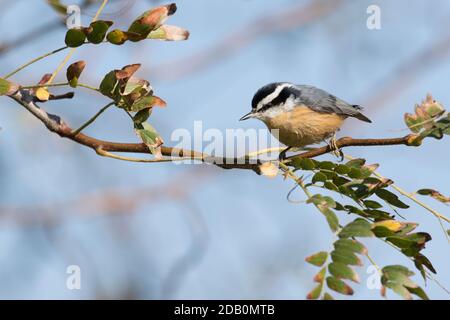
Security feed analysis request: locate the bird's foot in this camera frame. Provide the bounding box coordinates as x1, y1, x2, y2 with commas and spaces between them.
278, 147, 292, 162
326, 134, 344, 161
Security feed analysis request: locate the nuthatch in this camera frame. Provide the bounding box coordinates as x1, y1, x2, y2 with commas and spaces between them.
240, 83, 371, 158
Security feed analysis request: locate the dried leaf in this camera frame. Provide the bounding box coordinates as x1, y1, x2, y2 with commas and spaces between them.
66, 60, 86, 88
417, 188, 450, 204
147, 25, 190, 41
258, 162, 279, 178
128, 3, 177, 39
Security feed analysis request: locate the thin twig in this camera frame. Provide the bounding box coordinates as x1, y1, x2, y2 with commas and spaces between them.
71, 102, 115, 136
3, 46, 68, 79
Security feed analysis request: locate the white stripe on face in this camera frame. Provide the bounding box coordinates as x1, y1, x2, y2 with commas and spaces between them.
256, 83, 292, 111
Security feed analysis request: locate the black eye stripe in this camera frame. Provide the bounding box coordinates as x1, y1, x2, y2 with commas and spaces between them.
257, 87, 302, 113
270, 87, 296, 106
251, 82, 281, 109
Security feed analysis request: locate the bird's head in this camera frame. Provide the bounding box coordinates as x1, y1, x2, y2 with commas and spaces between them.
240, 82, 299, 122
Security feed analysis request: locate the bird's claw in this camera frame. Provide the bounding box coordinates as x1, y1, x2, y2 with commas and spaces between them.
327, 134, 344, 162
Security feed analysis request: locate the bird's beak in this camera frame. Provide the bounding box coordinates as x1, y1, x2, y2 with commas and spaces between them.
239, 111, 255, 121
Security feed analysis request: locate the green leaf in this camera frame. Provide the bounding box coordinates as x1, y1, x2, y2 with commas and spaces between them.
134, 122, 163, 155
305, 251, 328, 267
99, 71, 119, 98
312, 172, 327, 183
363, 209, 392, 221
338, 218, 374, 238
322, 208, 339, 232
307, 194, 336, 208
322, 209, 339, 232
375, 189, 409, 209
86, 20, 113, 44
346, 158, 366, 168
324, 181, 339, 192
306, 283, 322, 300
328, 262, 360, 283
407, 286, 429, 300
381, 265, 428, 300
330, 248, 363, 266
335, 164, 351, 174
322, 292, 334, 300
133, 108, 152, 124
333, 239, 367, 255
318, 161, 335, 170
129, 96, 155, 112
307, 195, 339, 232
382, 265, 414, 276
372, 226, 396, 238
326, 276, 354, 295
47, 0, 67, 14
363, 200, 383, 209
65, 28, 86, 47
348, 167, 363, 179
313, 267, 327, 283
332, 176, 351, 186
0, 78, 19, 96
292, 157, 316, 170
414, 254, 436, 275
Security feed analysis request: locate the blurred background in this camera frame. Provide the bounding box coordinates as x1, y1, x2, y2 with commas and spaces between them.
0, 0, 449, 299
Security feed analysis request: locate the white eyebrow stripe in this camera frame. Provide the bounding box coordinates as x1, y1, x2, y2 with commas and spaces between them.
256, 83, 292, 111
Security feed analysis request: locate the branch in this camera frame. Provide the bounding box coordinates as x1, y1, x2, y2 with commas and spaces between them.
9, 89, 421, 174
287, 135, 419, 160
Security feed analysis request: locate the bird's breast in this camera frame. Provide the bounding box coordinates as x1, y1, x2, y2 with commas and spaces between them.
263, 105, 345, 147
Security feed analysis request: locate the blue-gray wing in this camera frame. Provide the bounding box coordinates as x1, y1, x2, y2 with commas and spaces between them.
293, 85, 371, 123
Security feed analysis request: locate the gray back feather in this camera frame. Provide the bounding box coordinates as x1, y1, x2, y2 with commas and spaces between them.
293, 85, 371, 122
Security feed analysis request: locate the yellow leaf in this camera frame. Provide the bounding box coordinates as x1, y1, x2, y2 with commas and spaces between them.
372, 220, 403, 232
36, 87, 50, 101
259, 162, 279, 178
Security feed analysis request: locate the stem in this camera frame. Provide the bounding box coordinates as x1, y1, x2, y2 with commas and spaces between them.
22, 82, 99, 94
376, 172, 450, 243
77, 82, 100, 92
244, 147, 286, 159
71, 102, 115, 136
96, 148, 198, 163
21, 82, 69, 90
366, 253, 382, 274
3, 46, 68, 79
47, 48, 76, 84
93, 0, 109, 21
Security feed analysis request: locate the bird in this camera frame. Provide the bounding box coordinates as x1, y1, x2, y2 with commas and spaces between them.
239, 82, 371, 159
